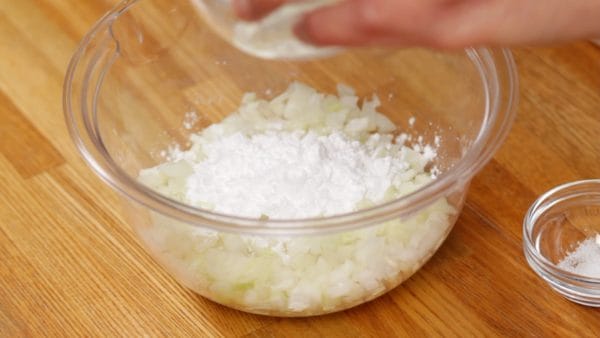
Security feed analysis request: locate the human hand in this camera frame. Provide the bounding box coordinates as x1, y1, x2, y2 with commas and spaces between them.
233, 0, 600, 49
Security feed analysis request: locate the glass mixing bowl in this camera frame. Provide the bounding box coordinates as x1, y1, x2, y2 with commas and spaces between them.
64, 0, 518, 317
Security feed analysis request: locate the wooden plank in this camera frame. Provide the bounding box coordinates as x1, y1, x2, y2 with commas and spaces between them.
0, 0, 599, 336
0, 91, 64, 178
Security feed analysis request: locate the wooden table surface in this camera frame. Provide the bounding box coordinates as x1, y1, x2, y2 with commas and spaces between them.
1, 0, 600, 336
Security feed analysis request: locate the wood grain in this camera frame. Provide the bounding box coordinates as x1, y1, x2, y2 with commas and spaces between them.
1, 0, 600, 336
0, 91, 64, 178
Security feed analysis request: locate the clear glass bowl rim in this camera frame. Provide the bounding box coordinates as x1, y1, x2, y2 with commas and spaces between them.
63, 0, 519, 235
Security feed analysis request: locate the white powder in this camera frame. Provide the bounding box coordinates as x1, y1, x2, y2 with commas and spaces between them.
557, 234, 600, 278
140, 82, 440, 220
185, 130, 422, 219
183, 111, 199, 130
231, 0, 340, 59
408, 117, 416, 127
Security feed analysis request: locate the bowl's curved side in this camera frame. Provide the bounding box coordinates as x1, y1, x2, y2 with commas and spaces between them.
130, 189, 465, 316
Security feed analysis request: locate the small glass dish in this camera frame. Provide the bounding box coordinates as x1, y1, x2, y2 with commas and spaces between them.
523, 179, 600, 307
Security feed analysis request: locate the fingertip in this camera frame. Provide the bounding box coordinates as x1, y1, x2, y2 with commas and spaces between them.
293, 18, 319, 45
232, 0, 286, 21
231, 0, 254, 20
294, 2, 368, 47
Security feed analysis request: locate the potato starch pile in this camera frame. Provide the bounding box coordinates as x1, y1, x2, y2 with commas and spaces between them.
141, 82, 437, 220
187, 131, 425, 218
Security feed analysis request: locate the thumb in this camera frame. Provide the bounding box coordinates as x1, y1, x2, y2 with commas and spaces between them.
294, 0, 443, 47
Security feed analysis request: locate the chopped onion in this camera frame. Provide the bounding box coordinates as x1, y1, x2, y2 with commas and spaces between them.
137, 82, 454, 315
